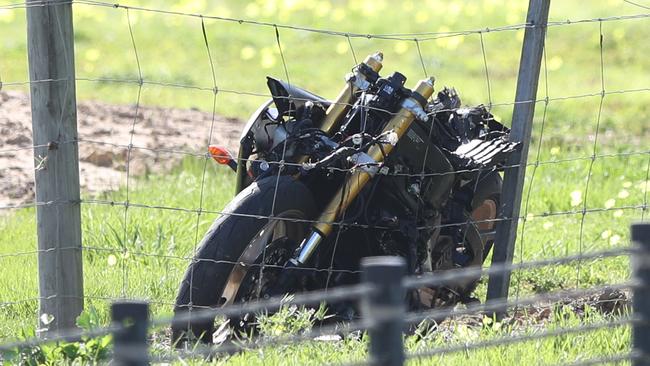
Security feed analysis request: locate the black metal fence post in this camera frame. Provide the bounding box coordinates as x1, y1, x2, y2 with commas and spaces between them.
632, 223, 650, 366
111, 301, 150, 366
486, 0, 551, 312
361, 256, 406, 366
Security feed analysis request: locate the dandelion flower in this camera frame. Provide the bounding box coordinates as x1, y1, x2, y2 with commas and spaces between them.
550, 146, 560, 156
570, 190, 582, 207
332, 8, 346, 22
547, 56, 563, 71
84, 48, 100, 62
0, 9, 16, 23
613, 210, 624, 218
604, 198, 616, 209
623, 181, 632, 188
526, 212, 534, 222
609, 234, 621, 246
618, 189, 630, 199
393, 41, 409, 55
543, 221, 554, 230
260, 47, 276, 69
335, 41, 348, 55
240, 46, 256, 61
245, 3, 260, 18
107, 254, 117, 266
601, 230, 612, 239
415, 12, 429, 24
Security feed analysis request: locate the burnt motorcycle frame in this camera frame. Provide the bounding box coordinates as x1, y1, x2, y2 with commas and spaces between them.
173, 53, 518, 342
229, 53, 512, 300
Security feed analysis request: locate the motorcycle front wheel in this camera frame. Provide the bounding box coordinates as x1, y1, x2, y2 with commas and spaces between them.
172, 175, 316, 343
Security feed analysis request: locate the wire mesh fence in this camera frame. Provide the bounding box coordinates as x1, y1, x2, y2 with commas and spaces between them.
1, 226, 648, 365
0, 0, 649, 364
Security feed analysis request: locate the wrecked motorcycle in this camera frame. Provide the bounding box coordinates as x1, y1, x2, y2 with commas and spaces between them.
172, 52, 519, 342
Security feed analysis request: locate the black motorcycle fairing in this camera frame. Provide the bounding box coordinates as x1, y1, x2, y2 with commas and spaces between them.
266, 77, 331, 117
239, 98, 275, 144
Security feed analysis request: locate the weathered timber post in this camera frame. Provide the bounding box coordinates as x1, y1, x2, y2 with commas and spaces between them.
26, 0, 83, 335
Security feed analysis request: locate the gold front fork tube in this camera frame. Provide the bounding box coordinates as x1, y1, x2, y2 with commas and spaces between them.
314, 77, 435, 236
295, 77, 435, 264
318, 52, 384, 136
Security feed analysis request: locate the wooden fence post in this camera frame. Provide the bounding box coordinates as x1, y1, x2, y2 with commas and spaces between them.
112, 301, 150, 366
486, 0, 551, 310
632, 223, 650, 366
26, 0, 83, 335
361, 256, 406, 366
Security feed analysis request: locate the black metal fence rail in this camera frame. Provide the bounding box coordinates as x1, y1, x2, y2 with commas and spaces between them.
1, 223, 647, 365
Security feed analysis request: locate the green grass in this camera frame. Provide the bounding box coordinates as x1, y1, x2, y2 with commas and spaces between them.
1, 0, 649, 364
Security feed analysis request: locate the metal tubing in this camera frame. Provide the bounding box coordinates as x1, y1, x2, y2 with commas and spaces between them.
319, 52, 384, 135
296, 231, 324, 264
313, 78, 435, 238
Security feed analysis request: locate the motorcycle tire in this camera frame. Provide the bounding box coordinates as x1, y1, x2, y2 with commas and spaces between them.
172, 175, 316, 344
469, 171, 503, 262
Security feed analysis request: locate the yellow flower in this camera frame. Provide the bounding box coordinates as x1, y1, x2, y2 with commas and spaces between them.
0, 9, 16, 23
613, 210, 624, 218
245, 3, 261, 18
240, 46, 257, 61
415, 12, 429, 24
315, 1, 332, 18
550, 146, 560, 155
601, 230, 612, 239
547, 56, 563, 71
335, 41, 349, 55
604, 199, 616, 209
570, 190, 582, 207
526, 212, 534, 222
394, 41, 409, 55
260, 47, 277, 69
332, 8, 346, 22
623, 181, 632, 188
84, 48, 101, 62
618, 189, 630, 199
609, 235, 621, 246
107, 254, 118, 266
543, 221, 554, 230
613, 28, 626, 42
171, 0, 207, 14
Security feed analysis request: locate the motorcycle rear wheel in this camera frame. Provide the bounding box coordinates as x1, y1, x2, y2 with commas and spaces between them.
172, 176, 316, 344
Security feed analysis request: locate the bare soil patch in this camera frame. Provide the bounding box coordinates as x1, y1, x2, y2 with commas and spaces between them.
0, 91, 242, 207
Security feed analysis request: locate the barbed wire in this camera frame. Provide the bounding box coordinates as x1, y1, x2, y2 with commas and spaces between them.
404, 317, 635, 362
0, 264, 636, 361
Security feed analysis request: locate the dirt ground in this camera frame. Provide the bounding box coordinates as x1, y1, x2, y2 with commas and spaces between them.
0, 90, 242, 207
